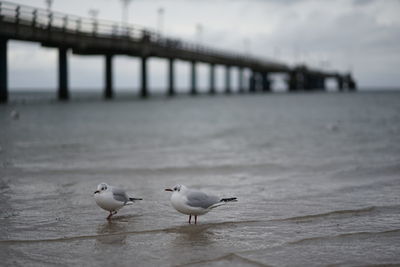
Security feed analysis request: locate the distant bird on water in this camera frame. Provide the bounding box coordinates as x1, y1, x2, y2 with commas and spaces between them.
10, 110, 19, 120
165, 184, 237, 224
94, 183, 142, 220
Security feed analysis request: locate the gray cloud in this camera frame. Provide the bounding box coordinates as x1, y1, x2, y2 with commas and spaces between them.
351, 0, 376, 6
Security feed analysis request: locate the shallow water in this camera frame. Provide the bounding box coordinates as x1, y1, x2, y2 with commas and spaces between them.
1, 92, 400, 266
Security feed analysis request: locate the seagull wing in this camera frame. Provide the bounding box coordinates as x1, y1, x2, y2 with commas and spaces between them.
111, 187, 129, 203
185, 190, 220, 209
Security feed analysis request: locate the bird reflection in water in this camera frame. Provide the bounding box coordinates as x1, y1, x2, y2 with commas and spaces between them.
95, 218, 131, 245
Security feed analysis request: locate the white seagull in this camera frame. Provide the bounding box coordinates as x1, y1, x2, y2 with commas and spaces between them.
165, 184, 237, 224
94, 183, 142, 220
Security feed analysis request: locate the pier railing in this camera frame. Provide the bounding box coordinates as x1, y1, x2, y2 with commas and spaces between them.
0, 1, 284, 68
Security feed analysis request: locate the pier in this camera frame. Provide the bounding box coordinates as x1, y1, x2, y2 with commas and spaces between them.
0, 1, 357, 103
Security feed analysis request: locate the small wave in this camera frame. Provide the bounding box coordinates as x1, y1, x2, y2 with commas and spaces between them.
0, 220, 260, 244
17, 162, 285, 176
176, 253, 270, 267
0, 210, 20, 219
269, 206, 387, 223
288, 228, 400, 245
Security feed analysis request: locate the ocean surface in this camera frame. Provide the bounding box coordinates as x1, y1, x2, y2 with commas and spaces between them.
0, 91, 400, 266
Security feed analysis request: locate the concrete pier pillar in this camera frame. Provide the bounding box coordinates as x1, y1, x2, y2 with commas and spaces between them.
302, 73, 310, 91
190, 61, 197, 95
337, 76, 344, 91
209, 64, 215, 94
208, 64, 216, 95
348, 78, 356, 91
225, 65, 231, 94
140, 56, 148, 98
345, 74, 356, 91
238, 67, 244, 93
313, 75, 323, 91
312, 75, 317, 90
303, 74, 310, 90
58, 47, 69, 100
287, 72, 295, 92
0, 38, 8, 103
301, 72, 308, 90
310, 74, 317, 90
314, 77, 318, 90
319, 76, 326, 90
104, 54, 113, 99
249, 71, 256, 93
168, 58, 175, 96
262, 72, 271, 92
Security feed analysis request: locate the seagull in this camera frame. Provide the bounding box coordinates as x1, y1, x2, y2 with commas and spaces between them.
94, 183, 142, 220
165, 184, 237, 224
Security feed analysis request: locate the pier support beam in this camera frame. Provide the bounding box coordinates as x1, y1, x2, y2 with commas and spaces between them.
262, 72, 271, 92
104, 54, 113, 99
238, 67, 244, 93
249, 70, 256, 93
0, 38, 8, 103
337, 76, 344, 92
58, 47, 69, 101
209, 64, 215, 94
168, 58, 175, 96
140, 56, 148, 98
309, 74, 316, 90
319, 76, 326, 91
310, 75, 324, 91
287, 72, 295, 91
190, 61, 197, 95
225, 65, 231, 94
346, 74, 356, 91
348, 78, 357, 91
303, 73, 310, 91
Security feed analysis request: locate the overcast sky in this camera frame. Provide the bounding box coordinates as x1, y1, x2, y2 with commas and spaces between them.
6, 0, 400, 92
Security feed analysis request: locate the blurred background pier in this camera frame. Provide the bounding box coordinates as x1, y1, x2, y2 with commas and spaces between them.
0, 0, 357, 103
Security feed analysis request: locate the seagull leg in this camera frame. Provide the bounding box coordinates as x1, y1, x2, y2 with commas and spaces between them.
107, 211, 118, 220
188, 215, 192, 224
195, 215, 197, 224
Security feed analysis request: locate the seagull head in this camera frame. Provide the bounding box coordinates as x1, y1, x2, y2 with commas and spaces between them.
94, 183, 108, 194
165, 184, 185, 193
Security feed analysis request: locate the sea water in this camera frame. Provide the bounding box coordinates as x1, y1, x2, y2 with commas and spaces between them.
0, 91, 399, 266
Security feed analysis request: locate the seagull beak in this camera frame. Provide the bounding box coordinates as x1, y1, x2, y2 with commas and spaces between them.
165, 188, 173, 192
94, 190, 100, 194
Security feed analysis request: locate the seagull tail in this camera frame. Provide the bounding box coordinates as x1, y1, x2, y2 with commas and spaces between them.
209, 197, 237, 209
129, 197, 143, 202
220, 197, 238, 203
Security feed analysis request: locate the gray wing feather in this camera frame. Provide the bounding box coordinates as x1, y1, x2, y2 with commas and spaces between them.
111, 187, 129, 203
186, 190, 220, 209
